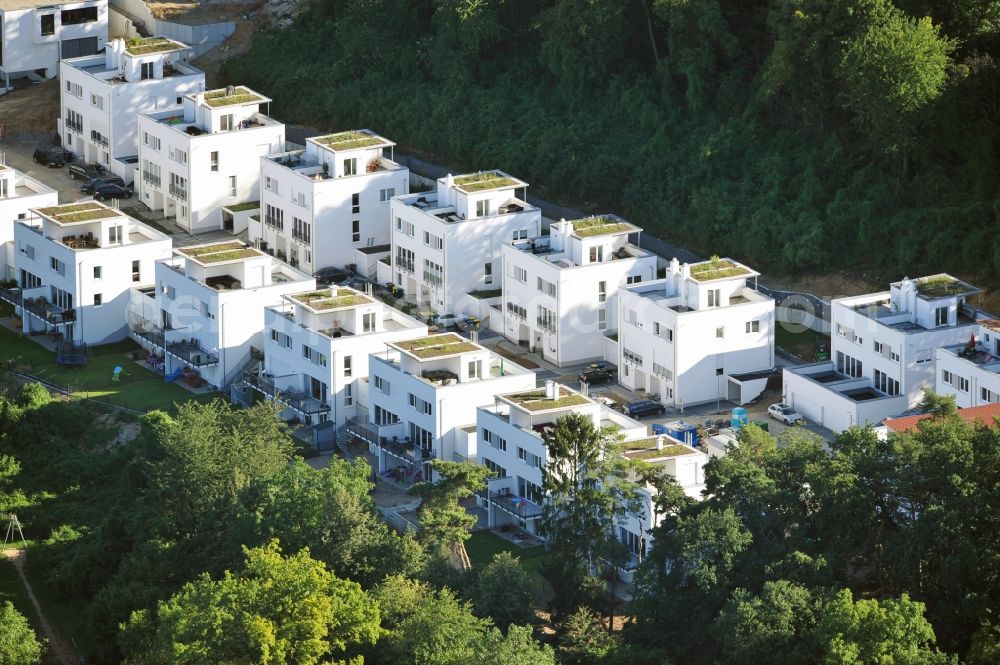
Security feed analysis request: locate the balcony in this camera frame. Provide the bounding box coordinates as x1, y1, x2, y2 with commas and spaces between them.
142, 172, 161, 187
131, 322, 218, 367
241, 372, 330, 415
396, 259, 415, 273
6, 293, 76, 325
66, 119, 83, 133
168, 184, 188, 201
345, 416, 431, 465
476, 488, 543, 520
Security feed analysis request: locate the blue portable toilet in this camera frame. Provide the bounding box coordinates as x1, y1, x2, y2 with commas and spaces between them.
663, 420, 699, 446
731, 407, 748, 429
652, 423, 668, 436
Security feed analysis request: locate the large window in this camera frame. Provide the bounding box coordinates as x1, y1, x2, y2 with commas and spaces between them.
423, 259, 443, 287
536, 305, 556, 332
874, 369, 900, 396
292, 217, 310, 243
344, 159, 357, 176
395, 247, 414, 273
264, 204, 284, 230
40, 14, 55, 36
61, 7, 98, 24
836, 352, 863, 378
935, 306, 948, 326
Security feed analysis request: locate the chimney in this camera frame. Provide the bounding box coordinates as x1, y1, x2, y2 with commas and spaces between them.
544, 380, 556, 400
226, 85, 236, 96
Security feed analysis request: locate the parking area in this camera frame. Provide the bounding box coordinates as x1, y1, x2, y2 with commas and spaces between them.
2, 138, 102, 204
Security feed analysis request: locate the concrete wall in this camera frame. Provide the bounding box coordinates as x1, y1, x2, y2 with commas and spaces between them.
110, 0, 234, 58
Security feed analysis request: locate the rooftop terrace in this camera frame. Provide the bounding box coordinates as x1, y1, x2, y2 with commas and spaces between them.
35, 202, 122, 225
393, 333, 482, 359
289, 288, 372, 312
622, 439, 698, 460
177, 242, 263, 264
453, 170, 525, 193
907, 274, 981, 299
500, 386, 590, 412
689, 257, 752, 282
312, 130, 392, 151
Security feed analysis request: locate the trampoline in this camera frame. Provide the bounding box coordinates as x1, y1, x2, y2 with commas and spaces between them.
56, 352, 88, 369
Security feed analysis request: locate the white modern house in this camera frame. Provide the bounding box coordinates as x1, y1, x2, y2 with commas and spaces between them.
0, 163, 59, 280
347, 332, 535, 482
475, 382, 707, 579
127, 241, 314, 390
500, 215, 657, 366
386, 170, 542, 316
59, 37, 205, 180
1, 0, 106, 90
137, 85, 285, 233
933, 319, 1000, 408
0, 201, 170, 344
252, 129, 409, 273
618, 257, 775, 409
245, 285, 428, 429
783, 274, 984, 431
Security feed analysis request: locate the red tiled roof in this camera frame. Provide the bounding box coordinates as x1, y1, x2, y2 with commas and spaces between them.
979, 319, 1000, 334
884, 402, 1000, 433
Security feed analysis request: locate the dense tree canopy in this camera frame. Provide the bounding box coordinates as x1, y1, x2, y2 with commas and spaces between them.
224, 0, 1000, 284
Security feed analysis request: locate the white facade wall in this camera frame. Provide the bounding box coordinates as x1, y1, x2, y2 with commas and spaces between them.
933, 323, 1000, 408
782, 363, 908, 431
1, 0, 107, 82
58, 40, 204, 179
366, 341, 536, 479
618, 259, 775, 408
389, 173, 541, 315
145, 254, 314, 387
12, 208, 170, 344
500, 219, 658, 366
137, 89, 284, 233
0, 167, 58, 279
253, 133, 408, 273
261, 297, 427, 426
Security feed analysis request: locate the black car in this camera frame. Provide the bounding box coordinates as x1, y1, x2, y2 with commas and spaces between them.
314, 266, 352, 285
82, 175, 126, 194
579, 366, 615, 385
33, 146, 67, 168
92, 182, 133, 201
623, 399, 666, 419
68, 162, 106, 180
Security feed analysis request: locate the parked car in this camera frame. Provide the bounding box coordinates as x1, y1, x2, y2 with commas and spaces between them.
341, 276, 374, 291
579, 366, 615, 385
314, 266, 352, 285
428, 313, 461, 329
92, 182, 133, 201
82, 175, 126, 194
68, 162, 106, 180
623, 399, 666, 419
767, 403, 803, 425
592, 394, 616, 408
33, 146, 67, 168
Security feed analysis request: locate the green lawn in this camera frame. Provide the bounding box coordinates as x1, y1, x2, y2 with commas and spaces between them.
775, 325, 830, 362
466, 530, 550, 582
0, 325, 217, 412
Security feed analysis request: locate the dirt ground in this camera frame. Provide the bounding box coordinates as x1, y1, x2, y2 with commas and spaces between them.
0, 79, 61, 134
192, 16, 264, 87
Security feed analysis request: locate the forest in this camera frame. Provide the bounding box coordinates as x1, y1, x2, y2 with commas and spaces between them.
222, 0, 1000, 284
0, 383, 999, 664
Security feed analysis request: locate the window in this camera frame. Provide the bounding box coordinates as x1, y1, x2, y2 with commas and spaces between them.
536, 306, 556, 332
396, 247, 414, 273
745, 320, 760, 333
269, 329, 293, 348
352, 220, 360, 243
506, 302, 527, 319
143, 132, 161, 151
50, 286, 72, 310
40, 14, 54, 35
131, 260, 140, 283
716, 326, 724, 339
623, 348, 643, 366
598, 281, 607, 303
210, 151, 219, 171
61, 6, 97, 24
292, 217, 311, 243
935, 306, 948, 326
514, 266, 527, 283
513, 229, 527, 240
423, 259, 443, 286
408, 393, 433, 415
228, 175, 237, 198
708, 289, 721, 307
50, 257, 65, 275
93, 293, 102, 306
344, 159, 357, 176
409, 423, 433, 449
66, 109, 83, 131
716, 367, 724, 376
874, 369, 900, 396
537, 277, 556, 297
264, 176, 277, 192
90, 93, 103, 110
626, 274, 641, 284
140, 62, 153, 80
220, 114, 234, 131
142, 160, 161, 187
396, 218, 415, 237
351, 193, 360, 214
959, 376, 970, 392
20, 270, 42, 290
653, 363, 672, 380
981, 387, 998, 403
852, 332, 863, 345
264, 204, 284, 230
169, 173, 187, 200
665, 327, 673, 342
598, 308, 607, 331
343, 356, 352, 377
517, 447, 542, 469
374, 375, 390, 395
363, 312, 375, 332
423, 232, 443, 250
374, 405, 398, 426
482, 457, 507, 479
837, 352, 863, 378
468, 360, 482, 379
343, 383, 353, 407
483, 429, 506, 451
93, 266, 102, 279
484, 262, 493, 285
380, 188, 395, 202
588, 245, 604, 263
476, 200, 491, 217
